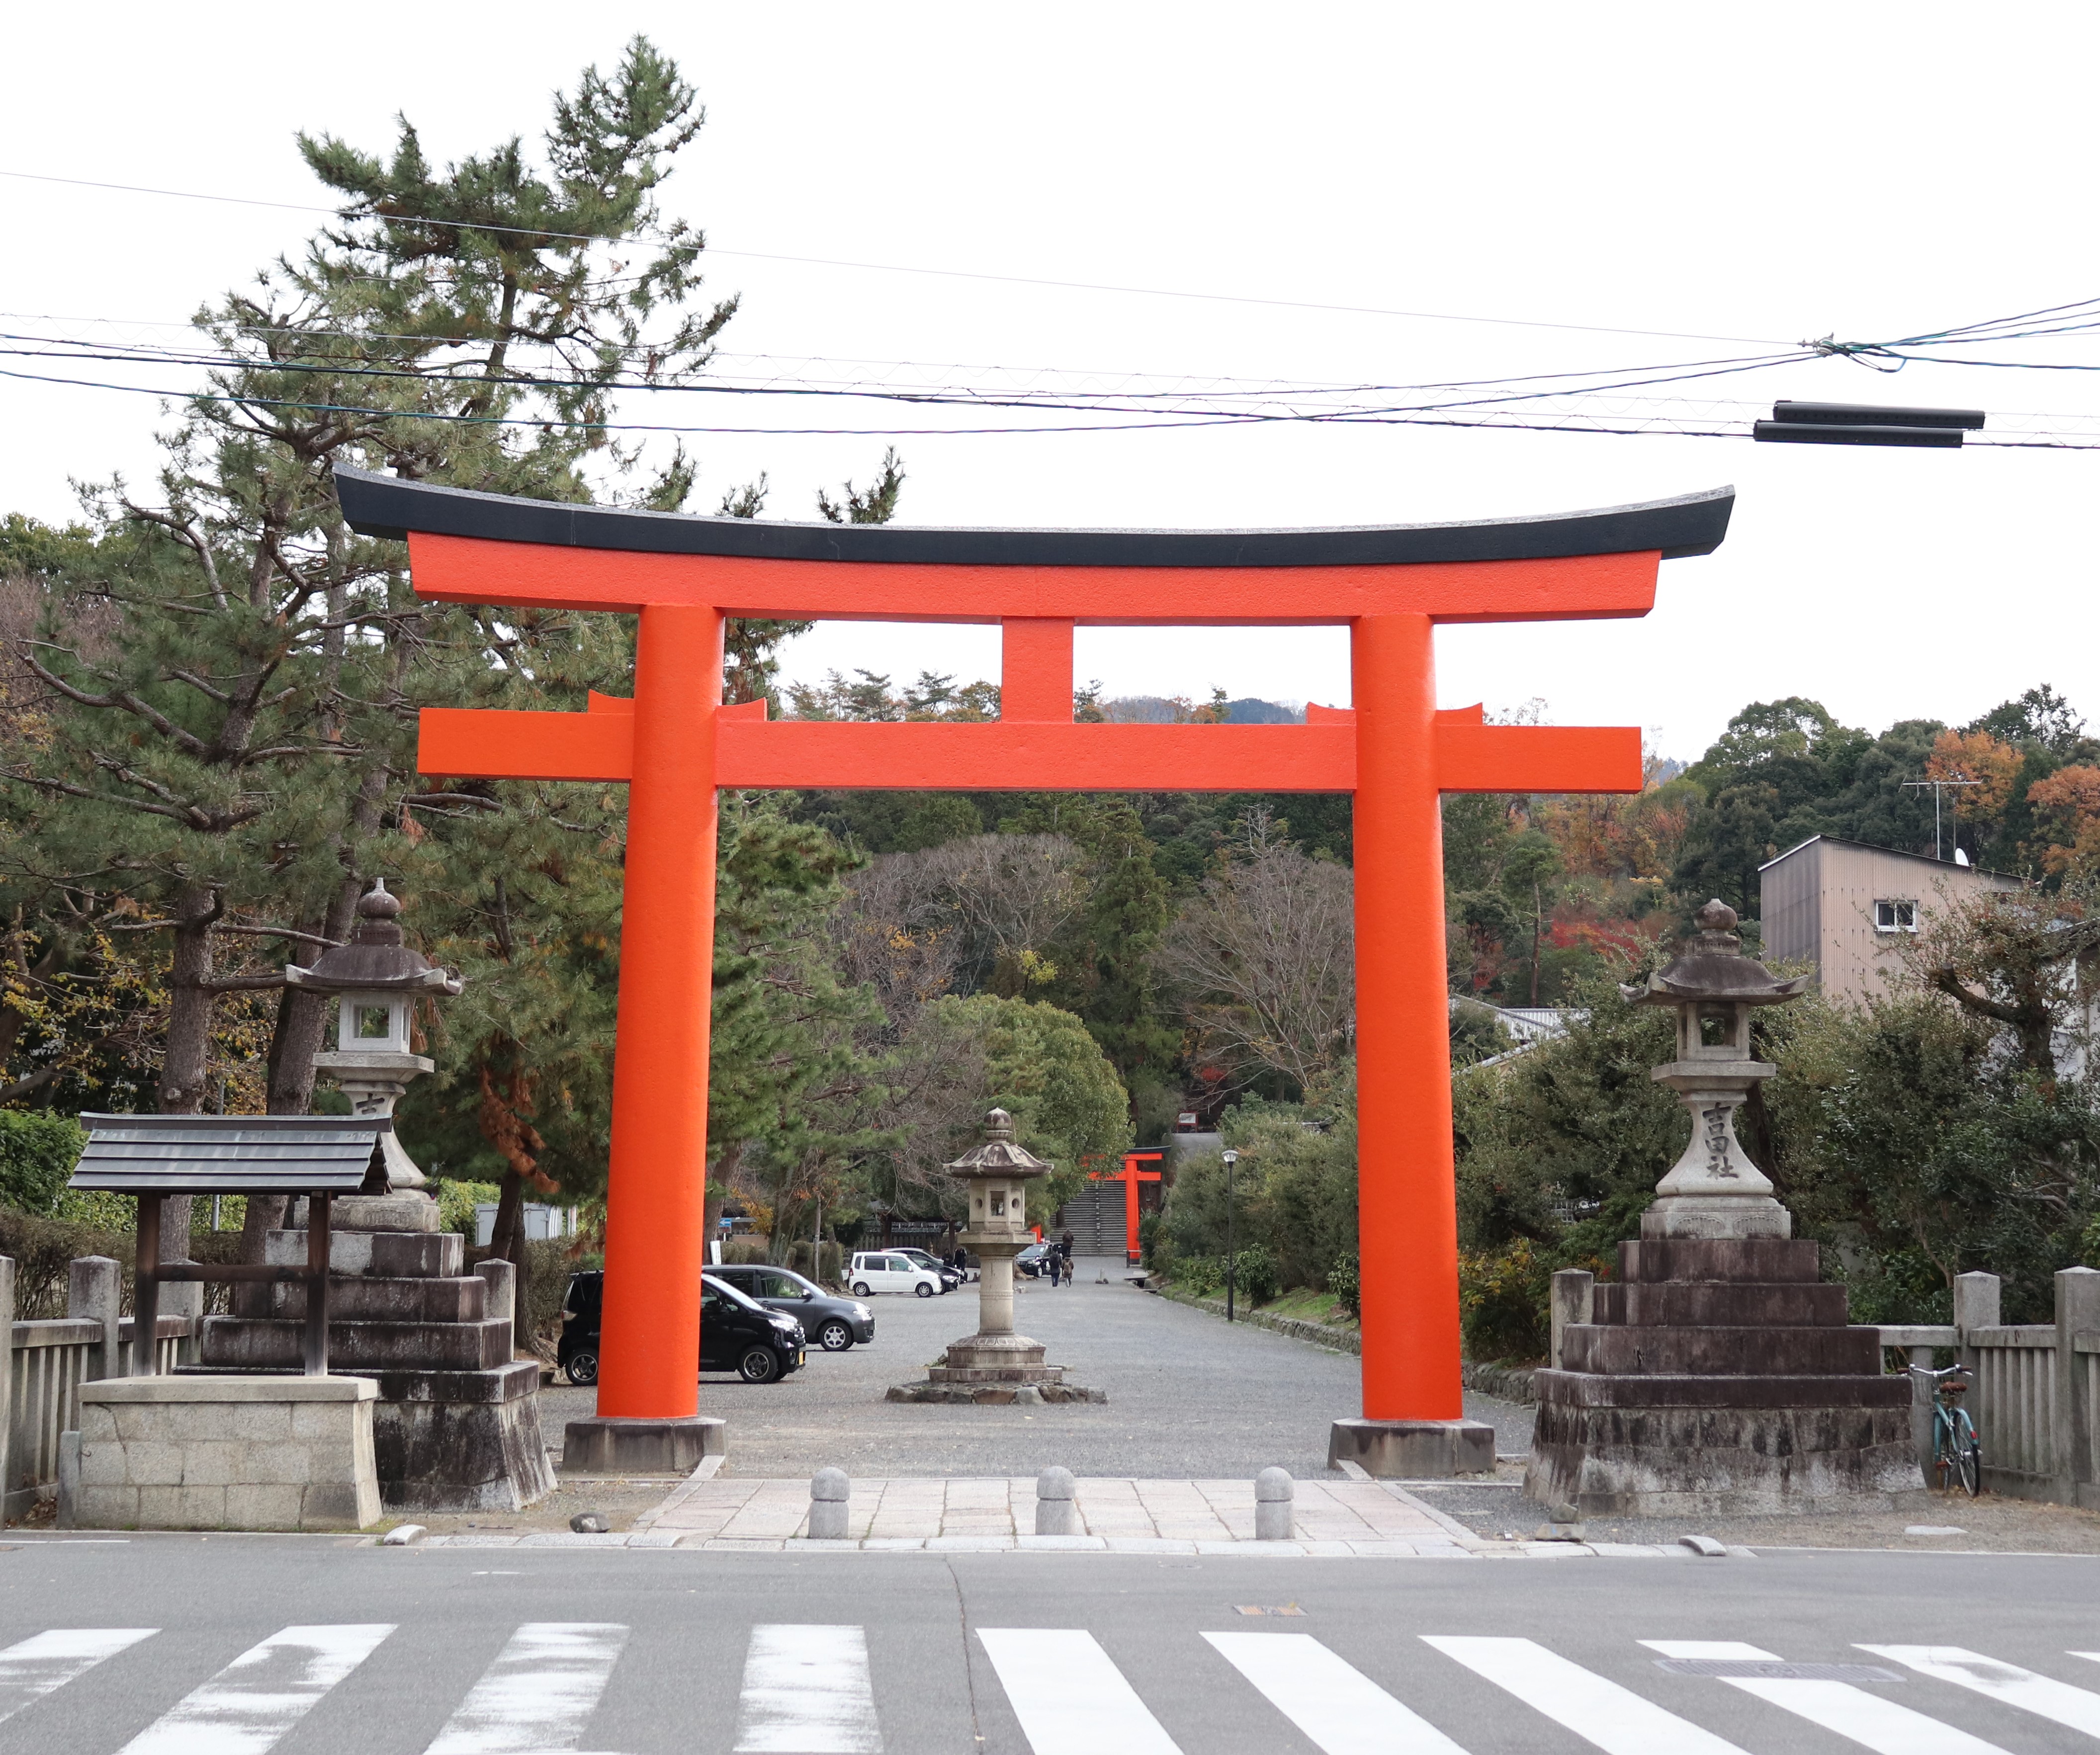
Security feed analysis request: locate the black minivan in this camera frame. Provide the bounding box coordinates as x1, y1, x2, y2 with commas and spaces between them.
559, 1270, 808, 1386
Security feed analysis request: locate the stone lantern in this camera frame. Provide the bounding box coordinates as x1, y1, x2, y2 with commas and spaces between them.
284, 881, 462, 1228
1527, 898, 1919, 1514
951, 1108, 1048, 1342
1621, 898, 1811, 1240
886, 1108, 1104, 1404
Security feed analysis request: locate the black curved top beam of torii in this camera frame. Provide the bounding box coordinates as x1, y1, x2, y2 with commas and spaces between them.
334, 467, 1732, 570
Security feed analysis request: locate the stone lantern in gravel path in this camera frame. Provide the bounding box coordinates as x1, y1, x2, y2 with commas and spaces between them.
284, 880, 462, 1230
1621, 898, 1812, 1241
886, 1108, 1105, 1405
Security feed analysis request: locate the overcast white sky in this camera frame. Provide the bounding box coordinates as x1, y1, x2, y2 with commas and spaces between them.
4, 3, 2096, 761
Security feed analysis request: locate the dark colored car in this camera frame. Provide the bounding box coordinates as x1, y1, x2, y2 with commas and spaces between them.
1014, 1242, 1052, 1278
558, 1270, 808, 1386
707, 1263, 875, 1351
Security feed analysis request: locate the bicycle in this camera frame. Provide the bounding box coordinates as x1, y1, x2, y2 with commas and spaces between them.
1909, 1363, 1982, 1497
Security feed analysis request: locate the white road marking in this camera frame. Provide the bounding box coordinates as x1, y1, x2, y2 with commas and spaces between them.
1203, 1631, 1467, 1754
1645, 1640, 2009, 1755
977, 1628, 1183, 1755
1423, 1635, 1746, 1755
1864, 1647, 2100, 1738
734, 1624, 881, 1753
0, 1628, 156, 1726
424, 1622, 629, 1754
118, 1623, 392, 1755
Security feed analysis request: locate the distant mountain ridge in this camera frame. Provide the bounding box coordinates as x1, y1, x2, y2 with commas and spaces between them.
1102, 696, 1304, 725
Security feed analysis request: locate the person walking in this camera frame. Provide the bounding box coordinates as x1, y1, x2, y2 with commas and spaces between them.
1046, 1247, 1062, 1288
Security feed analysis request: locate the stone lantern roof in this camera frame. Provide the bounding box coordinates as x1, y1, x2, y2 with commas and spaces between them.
1620, 900, 1811, 1009
284, 881, 462, 995
945, 1109, 1052, 1179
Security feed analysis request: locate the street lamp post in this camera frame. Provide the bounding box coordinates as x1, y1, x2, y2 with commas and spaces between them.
1222, 1149, 1238, 1323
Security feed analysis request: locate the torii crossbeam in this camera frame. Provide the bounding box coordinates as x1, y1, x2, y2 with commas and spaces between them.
336, 467, 1731, 1474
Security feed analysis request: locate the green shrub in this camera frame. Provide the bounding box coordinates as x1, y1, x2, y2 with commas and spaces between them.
1458, 1237, 1553, 1362
0, 1112, 86, 1214
433, 1179, 501, 1238
1329, 1251, 1361, 1319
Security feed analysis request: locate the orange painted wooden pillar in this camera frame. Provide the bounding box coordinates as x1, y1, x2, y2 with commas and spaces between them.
595, 604, 724, 1419
1351, 613, 1464, 1421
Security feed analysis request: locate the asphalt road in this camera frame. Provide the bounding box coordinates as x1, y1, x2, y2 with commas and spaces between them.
0, 1538, 2096, 1752
543, 1259, 1533, 1478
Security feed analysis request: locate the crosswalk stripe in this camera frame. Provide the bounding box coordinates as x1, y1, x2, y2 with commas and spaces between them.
1203, 1631, 1468, 1754
1422, 1635, 1747, 1755
117, 1623, 393, 1755
1645, 1641, 2009, 1755
0, 1629, 157, 1727
977, 1629, 1183, 1755
1860, 1646, 2100, 1739
423, 1622, 629, 1754
734, 1624, 881, 1753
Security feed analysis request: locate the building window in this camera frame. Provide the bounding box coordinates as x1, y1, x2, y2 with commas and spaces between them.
1874, 899, 1918, 933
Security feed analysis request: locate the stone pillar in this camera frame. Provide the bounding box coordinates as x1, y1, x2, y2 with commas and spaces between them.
1907, 1345, 1937, 1481
2053, 1266, 2100, 1506
1953, 1270, 2001, 1373
475, 1258, 517, 1354
977, 1250, 1017, 1337
1549, 1269, 1593, 1371
68, 1257, 121, 1380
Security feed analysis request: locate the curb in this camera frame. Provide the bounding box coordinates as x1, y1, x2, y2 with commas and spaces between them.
1152, 1285, 1362, 1354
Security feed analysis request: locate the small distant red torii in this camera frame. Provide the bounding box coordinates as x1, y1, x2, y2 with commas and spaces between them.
335, 468, 1730, 1468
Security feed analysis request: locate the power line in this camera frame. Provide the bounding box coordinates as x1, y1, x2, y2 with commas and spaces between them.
0, 165, 1795, 347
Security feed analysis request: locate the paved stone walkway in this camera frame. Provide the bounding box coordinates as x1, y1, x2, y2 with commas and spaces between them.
542, 1258, 1533, 1479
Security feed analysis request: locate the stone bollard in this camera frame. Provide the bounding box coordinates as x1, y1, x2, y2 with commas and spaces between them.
68, 1257, 122, 1379
1035, 1466, 1077, 1535
1255, 1467, 1294, 1540
808, 1467, 851, 1540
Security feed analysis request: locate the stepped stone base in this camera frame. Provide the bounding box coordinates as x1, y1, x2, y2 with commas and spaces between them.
893, 1328, 1106, 1403
1524, 1237, 1926, 1516
196, 1227, 553, 1512
888, 1381, 1106, 1404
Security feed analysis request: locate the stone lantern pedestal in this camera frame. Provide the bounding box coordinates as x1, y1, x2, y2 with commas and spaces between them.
888, 1110, 1105, 1406
1524, 902, 1922, 1515
194, 881, 554, 1510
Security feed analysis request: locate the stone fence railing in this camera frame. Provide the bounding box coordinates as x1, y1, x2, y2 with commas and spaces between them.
2, 1254, 198, 1520
1873, 1265, 2099, 1510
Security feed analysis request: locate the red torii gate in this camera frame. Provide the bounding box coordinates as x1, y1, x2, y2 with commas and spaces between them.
335, 468, 1730, 1473
1094, 1150, 1166, 1266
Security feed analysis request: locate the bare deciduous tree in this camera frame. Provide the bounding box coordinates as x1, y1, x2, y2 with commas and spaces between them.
1156, 841, 1355, 1093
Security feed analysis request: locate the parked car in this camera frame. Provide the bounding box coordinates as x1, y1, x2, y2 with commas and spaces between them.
707, 1262, 875, 1351
557, 1270, 808, 1386
701, 1273, 808, 1382
892, 1247, 963, 1291
1014, 1242, 1052, 1278
846, 1251, 947, 1298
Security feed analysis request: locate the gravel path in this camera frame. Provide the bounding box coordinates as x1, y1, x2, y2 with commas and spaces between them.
541, 1258, 1534, 1480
